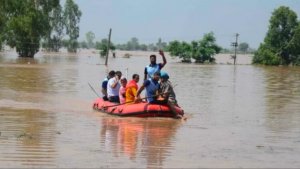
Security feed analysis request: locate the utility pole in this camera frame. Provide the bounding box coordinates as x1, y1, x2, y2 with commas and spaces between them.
105, 28, 112, 66
231, 33, 239, 65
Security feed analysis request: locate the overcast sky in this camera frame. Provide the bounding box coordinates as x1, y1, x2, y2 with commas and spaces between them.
71, 0, 300, 48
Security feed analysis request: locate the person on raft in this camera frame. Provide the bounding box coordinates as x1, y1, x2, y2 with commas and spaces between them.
135, 71, 166, 104
101, 70, 115, 101
159, 71, 182, 118
144, 50, 167, 81
125, 74, 140, 104
158, 71, 178, 105
119, 76, 127, 104
107, 71, 122, 103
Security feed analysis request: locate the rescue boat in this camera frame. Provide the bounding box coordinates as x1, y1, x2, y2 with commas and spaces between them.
93, 98, 184, 118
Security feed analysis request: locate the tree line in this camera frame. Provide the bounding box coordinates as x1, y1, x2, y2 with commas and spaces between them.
79, 32, 253, 62
0, 0, 81, 57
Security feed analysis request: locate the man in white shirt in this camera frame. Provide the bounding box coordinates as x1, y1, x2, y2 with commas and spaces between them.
107, 71, 122, 103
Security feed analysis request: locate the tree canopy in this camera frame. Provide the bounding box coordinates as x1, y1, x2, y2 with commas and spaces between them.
2, 0, 60, 57
64, 0, 82, 53
253, 6, 300, 65
168, 32, 221, 63
0, 0, 81, 57
95, 39, 115, 57
238, 42, 249, 53
85, 31, 95, 49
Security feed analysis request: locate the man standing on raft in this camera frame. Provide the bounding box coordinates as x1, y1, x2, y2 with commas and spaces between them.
144, 50, 167, 81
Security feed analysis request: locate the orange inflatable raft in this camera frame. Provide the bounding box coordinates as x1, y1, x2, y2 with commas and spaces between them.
93, 98, 184, 118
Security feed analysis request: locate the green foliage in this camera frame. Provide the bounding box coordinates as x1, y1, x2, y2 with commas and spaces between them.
193, 32, 221, 63
287, 24, 300, 65
168, 40, 192, 62
156, 38, 167, 50
64, 0, 82, 53
85, 31, 95, 49
44, 4, 64, 52
114, 37, 167, 51
3, 0, 59, 57
0, 0, 6, 48
253, 44, 280, 65
126, 37, 139, 50
79, 41, 88, 49
238, 42, 249, 53
139, 44, 148, 51
254, 6, 300, 65
147, 43, 158, 51
95, 39, 115, 57
168, 32, 221, 63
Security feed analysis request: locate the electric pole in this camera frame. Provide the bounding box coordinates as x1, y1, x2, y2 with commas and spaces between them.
105, 28, 112, 66
231, 33, 239, 65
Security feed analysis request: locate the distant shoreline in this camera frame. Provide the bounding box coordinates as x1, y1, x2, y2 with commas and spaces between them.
1, 48, 253, 65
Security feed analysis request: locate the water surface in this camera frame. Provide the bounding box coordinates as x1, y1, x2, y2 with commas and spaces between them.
0, 50, 300, 168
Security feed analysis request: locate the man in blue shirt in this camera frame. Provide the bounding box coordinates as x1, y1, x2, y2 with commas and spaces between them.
136, 71, 167, 104
144, 50, 167, 81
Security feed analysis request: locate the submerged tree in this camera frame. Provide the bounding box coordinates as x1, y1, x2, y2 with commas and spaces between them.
85, 31, 95, 49
64, 0, 82, 53
239, 42, 249, 53
95, 39, 115, 57
192, 32, 221, 63
168, 40, 192, 63
3, 0, 60, 57
253, 6, 300, 65
168, 32, 221, 63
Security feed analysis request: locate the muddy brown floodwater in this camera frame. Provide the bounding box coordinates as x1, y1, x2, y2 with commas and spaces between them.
0, 50, 300, 168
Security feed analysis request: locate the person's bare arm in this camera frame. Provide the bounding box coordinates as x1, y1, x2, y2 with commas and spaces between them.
111, 77, 119, 88
159, 50, 167, 68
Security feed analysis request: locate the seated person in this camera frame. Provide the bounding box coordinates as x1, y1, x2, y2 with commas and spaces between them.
119, 76, 127, 104
101, 70, 115, 101
158, 71, 177, 105
135, 71, 167, 104
159, 71, 182, 118
125, 74, 140, 104
107, 71, 122, 103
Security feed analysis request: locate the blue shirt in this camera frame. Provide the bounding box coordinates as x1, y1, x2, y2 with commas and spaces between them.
144, 63, 163, 79
144, 79, 160, 103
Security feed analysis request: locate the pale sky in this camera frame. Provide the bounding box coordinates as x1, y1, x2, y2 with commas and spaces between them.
71, 0, 300, 49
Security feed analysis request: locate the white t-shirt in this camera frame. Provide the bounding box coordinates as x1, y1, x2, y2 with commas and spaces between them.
107, 77, 121, 97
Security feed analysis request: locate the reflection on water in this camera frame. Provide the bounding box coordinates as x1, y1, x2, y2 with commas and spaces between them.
100, 117, 181, 168
0, 51, 300, 168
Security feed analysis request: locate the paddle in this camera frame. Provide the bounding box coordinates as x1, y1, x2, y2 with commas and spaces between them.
88, 82, 101, 98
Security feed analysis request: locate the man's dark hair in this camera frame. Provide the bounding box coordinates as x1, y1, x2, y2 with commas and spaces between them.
150, 55, 156, 59
115, 71, 122, 77
108, 70, 115, 78
132, 74, 139, 79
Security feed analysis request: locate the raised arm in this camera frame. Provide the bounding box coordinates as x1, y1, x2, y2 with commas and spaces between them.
110, 77, 119, 88
159, 50, 167, 68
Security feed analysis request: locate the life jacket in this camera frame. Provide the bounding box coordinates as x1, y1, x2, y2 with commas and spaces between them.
146, 64, 160, 79
145, 79, 160, 103
125, 80, 138, 103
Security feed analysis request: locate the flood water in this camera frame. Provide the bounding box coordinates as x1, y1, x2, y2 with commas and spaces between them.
0, 50, 300, 168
